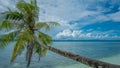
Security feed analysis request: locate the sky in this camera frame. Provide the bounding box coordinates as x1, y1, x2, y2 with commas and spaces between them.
0, 0, 120, 40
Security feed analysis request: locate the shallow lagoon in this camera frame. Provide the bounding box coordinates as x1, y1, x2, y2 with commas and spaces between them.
0, 42, 120, 68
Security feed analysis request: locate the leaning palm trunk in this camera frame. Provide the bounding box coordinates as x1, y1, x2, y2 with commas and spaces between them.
34, 36, 120, 68
26, 40, 34, 67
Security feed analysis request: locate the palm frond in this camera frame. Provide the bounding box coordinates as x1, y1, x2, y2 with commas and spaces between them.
34, 42, 47, 60
0, 20, 12, 30
0, 30, 20, 48
16, 0, 39, 25
38, 31, 52, 45
19, 28, 33, 41
16, 0, 38, 14
11, 38, 25, 62
0, 9, 24, 30
47, 22, 60, 27
34, 42, 48, 57
3, 9, 23, 20
11, 28, 33, 62
35, 22, 50, 31
34, 42, 42, 54
41, 48, 47, 56
0, 19, 26, 30
35, 22, 60, 31
30, 0, 37, 6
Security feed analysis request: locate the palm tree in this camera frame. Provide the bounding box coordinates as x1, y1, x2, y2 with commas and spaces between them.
0, 0, 120, 68
0, 0, 59, 67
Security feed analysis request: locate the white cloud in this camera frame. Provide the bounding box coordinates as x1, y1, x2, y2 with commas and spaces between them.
94, 11, 120, 22
56, 29, 72, 38
77, 11, 100, 19
95, 15, 110, 21
108, 11, 120, 22
38, 0, 87, 21
56, 29, 84, 39
37, 0, 105, 24
56, 29, 120, 40
72, 30, 82, 37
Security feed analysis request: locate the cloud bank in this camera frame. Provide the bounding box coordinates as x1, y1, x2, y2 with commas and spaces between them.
0, 0, 120, 40
56, 29, 120, 40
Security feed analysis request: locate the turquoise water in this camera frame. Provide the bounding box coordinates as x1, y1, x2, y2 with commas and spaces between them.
0, 42, 120, 68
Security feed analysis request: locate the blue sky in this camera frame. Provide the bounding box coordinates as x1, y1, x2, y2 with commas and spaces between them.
0, 0, 120, 40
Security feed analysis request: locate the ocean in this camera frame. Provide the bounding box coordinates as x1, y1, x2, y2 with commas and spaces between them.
0, 41, 120, 68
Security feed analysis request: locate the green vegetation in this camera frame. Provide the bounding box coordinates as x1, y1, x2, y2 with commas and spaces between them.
0, 0, 59, 67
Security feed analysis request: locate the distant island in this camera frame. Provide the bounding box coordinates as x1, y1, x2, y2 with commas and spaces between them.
52, 40, 120, 42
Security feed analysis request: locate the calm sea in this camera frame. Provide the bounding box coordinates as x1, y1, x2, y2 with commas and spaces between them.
0, 41, 120, 68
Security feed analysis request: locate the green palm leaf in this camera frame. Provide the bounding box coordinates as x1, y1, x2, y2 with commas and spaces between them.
3, 9, 23, 20
35, 22, 50, 31
19, 28, 33, 42
11, 39, 25, 62
0, 20, 12, 30
41, 48, 47, 56
35, 22, 60, 31
0, 30, 20, 48
11, 28, 33, 62
0, 9, 24, 30
47, 22, 60, 27
16, 0, 38, 18
38, 31, 52, 45
34, 42, 42, 61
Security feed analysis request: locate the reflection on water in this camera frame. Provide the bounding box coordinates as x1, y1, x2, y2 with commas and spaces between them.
0, 42, 120, 68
